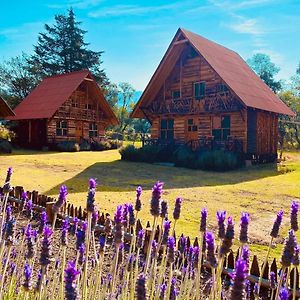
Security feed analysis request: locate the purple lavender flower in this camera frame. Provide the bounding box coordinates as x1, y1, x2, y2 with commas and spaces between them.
39, 226, 53, 266
23, 264, 32, 291
71, 217, 78, 235
192, 246, 199, 267
137, 229, 145, 249
217, 211, 226, 239
270, 271, 277, 290
5, 167, 12, 183
3, 167, 12, 192
206, 232, 217, 268
53, 185, 68, 214
4, 217, 16, 245
5, 205, 12, 222
114, 205, 124, 246
38, 211, 48, 234
229, 259, 247, 300
91, 210, 99, 230
173, 197, 182, 220
220, 217, 235, 256
178, 235, 187, 255
170, 277, 178, 300
122, 203, 129, 228
20, 191, 28, 210
270, 210, 283, 238
25, 224, 36, 259
279, 287, 289, 300
104, 215, 112, 235
239, 212, 249, 244
86, 178, 96, 213
78, 244, 85, 265
127, 254, 135, 272
281, 229, 297, 267
151, 240, 158, 260
159, 283, 167, 300
241, 245, 250, 271
61, 219, 69, 246
65, 262, 80, 300
128, 204, 136, 226
160, 200, 168, 219
25, 199, 33, 219
99, 235, 106, 254
136, 273, 146, 300
150, 181, 163, 217
167, 236, 176, 264
200, 208, 208, 233
118, 243, 124, 264
291, 201, 299, 231
76, 228, 85, 250
135, 186, 142, 212
293, 246, 300, 266
161, 219, 171, 245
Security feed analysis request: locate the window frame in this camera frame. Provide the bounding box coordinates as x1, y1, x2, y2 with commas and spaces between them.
172, 90, 181, 99
56, 120, 68, 136
194, 81, 206, 100
89, 123, 98, 138
212, 115, 231, 140
187, 118, 198, 132
160, 118, 174, 140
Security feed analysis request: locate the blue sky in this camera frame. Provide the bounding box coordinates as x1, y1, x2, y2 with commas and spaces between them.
0, 0, 299, 91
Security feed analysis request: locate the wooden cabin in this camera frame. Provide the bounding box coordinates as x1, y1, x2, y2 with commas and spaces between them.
8, 70, 118, 148
131, 28, 295, 161
0, 96, 14, 119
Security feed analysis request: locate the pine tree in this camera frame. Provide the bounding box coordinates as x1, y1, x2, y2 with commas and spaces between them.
29, 9, 108, 87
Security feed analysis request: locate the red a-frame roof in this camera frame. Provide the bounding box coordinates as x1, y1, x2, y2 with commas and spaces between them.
132, 28, 295, 118
0, 96, 14, 118
8, 70, 118, 125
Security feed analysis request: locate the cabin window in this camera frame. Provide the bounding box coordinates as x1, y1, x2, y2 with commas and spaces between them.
71, 99, 79, 108
89, 123, 98, 138
194, 82, 205, 100
187, 119, 198, 132
160, 119, 174, 140
172, 90, 181, 99
212, 115, 231, 140
85, 103, 93, 110
56, 120, 68, 136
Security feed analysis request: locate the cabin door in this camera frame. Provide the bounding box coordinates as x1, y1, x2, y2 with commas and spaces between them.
75, 121, 83, 142
186, 118, 198, 142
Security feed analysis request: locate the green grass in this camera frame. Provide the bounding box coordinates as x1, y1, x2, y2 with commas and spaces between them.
1, 148, 300, 260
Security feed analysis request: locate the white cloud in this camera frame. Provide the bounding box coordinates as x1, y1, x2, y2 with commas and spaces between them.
89, 3, 182, 18
227, 18, 265, 35
208, 0, 278, 11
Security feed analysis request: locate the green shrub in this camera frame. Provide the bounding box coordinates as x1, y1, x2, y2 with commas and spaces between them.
91, 141, 112, 151
173, 146, 196, 167
56, 141, 80, 152
119, 145, 139, 161
0, 125, 15, 141
0, 138, 12, 153
109, 139, 123, 149
138, 145, 162, 163
80, 140, 91, 151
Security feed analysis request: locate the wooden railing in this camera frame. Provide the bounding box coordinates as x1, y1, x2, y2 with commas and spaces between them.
2, 185, 300, 298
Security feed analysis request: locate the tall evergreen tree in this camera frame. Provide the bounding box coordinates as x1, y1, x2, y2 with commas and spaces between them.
29, 9, 108, 86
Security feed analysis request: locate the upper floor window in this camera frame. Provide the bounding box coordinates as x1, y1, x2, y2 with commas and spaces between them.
89, 123, 98, 138
194, 82, 205, 100
187, 119, 198, 132
71, 99, 79, 108
56, 120, 68, 136
172, 90, 181, 99
85, 103, 93, 110
217, 84, 229, 94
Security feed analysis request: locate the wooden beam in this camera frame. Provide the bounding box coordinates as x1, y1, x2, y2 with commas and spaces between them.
84, 78, 93, 82
173, 39, 188, 45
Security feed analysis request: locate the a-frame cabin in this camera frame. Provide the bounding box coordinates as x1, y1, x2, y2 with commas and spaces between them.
8, 70, 118, 148
131, 28, 294, 161
0, 96, 14, 119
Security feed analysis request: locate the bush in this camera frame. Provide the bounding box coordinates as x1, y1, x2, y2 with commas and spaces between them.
80, 140, 91, 151
173, 146, 196, 168
109, 140, 123, 149
0, 138, 12, 153
0, 125, 15, 141
56, 141, 80, 152
91, 140, 111, 151
119, 145, 139, 161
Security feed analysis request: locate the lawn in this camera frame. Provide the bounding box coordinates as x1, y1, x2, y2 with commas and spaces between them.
1, 148, 300, 259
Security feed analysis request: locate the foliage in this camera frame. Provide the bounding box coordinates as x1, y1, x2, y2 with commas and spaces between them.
247, 53, 282, 93
91, 140, 111, 151
56, 141, 80, 152
79, 140, 91, 151
0, 138, 12, 153
279, 91, 300, 148
0, 125, 15, 141
120, 144, 244, 171
0, 53, 40, 107
108, 139, 122, 149
29, 9, 108, 87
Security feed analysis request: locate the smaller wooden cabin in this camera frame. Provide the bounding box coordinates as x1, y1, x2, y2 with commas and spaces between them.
0, 96, 14, 119
8, 70, 118, 148
131, 28, 295, 161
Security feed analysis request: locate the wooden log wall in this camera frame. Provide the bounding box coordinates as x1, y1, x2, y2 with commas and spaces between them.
256, 111, 278, 155
3, 184, 300, 297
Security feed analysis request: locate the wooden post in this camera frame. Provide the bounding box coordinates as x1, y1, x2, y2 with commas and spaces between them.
28, 120, 31, 144
46, 201, 55, 224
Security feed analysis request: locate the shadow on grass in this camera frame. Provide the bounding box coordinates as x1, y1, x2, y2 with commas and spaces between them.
45, 159, 290, 195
